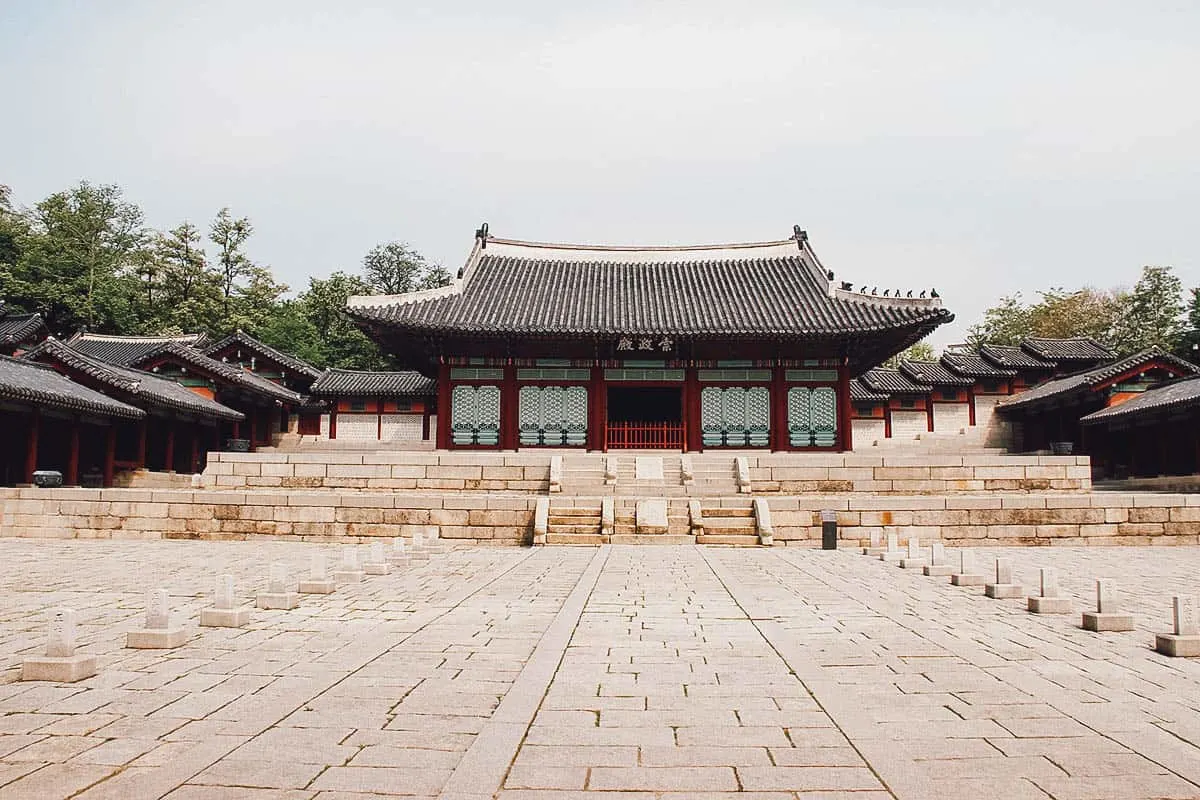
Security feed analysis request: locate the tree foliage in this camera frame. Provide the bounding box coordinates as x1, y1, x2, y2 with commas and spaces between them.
361, 241, 451, 295
883, 341, 936, 368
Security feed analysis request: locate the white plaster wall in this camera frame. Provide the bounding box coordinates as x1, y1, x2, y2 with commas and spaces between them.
932, 402, 970, 434
890, 411, 929, 440
319, 414, 330, 438
335, 414, 379, 441
851, 419, 887, 448
382, 414, 423, 442
973, 396, 1013, 449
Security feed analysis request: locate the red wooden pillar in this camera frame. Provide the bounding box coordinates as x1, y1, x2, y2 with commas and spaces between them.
501, 364, 518, 451
967, 389, 977, 427
377, 399, 384, 440
24, 408, 40, 483
421, 403, 431, 441
884, 402, 893, 439
329, 400, 338, 440
66, 420, 80, 486
588, 365, 607, 452
102, 425, 116, 487
925, 397, 935, 432
164, 424, 176, 473
136, 419, 148, 468
838, 364, 853, 452
770, 364, 788, 452
232, 419, 241, 439
189, 426, 200, 473
436, 363, 450, 449
248, 408, 257, 451
683, 366, 701, 452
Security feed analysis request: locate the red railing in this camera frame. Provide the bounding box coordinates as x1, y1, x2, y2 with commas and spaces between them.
606, 422, 684, 449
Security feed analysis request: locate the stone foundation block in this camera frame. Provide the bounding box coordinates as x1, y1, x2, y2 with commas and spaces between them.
256, 591, 300, 610
298, 579, 336, 594
924, 564, 954, 577
199, 607, 251, 628
1028, 596, 1072, 614
985, 583, 1024, 599
1156, 633, 1200, 657
951, 573, 986, 586
21, 654, 97, 682
126, 627, 189, 649
364, 562, 390, 575
1082, 611, 1134, 632
334, 569, 365, 583
900, 558, 929, 570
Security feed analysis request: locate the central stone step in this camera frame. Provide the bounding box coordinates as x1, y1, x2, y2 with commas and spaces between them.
635, 456, 664, 481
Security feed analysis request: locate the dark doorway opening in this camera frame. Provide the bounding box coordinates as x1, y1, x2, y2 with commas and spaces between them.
606, 386, 683, 449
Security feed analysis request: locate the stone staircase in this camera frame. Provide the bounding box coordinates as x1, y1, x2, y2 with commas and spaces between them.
114, 470, 196, 489
696, 505, 759, 546
546, 505, 603, 545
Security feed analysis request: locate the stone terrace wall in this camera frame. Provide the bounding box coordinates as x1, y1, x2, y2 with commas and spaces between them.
202, 451, 551, 492
0, 488, 535, 546
744, 454, 1091, 494
752, 492, 1200, 547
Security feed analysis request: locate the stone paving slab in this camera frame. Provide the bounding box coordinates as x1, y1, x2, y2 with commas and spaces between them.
2, 541, 1200, 798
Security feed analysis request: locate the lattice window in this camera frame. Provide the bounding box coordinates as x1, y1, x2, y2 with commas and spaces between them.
788, 386, 838, 447
451, 384, 502, 446
516, 385, 588, 446
701, 387, 769, 447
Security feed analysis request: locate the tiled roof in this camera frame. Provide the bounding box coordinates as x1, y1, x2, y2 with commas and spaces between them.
26, 338, 244, 422
1081, 375, 1200, 425
347, 233, 952, 340
129, 342, 303, 404
978, 344, 1057, 371
0, 311, 47, 346
859, 367, 930, 396
850, 378, 889, 402
940, 350, 1016, 379
998, 347, 1200, 412
204, 331, 323, 381
66, 332, 210, 366
0, 355, 143, 419
310, 369, 437, 397
1021, 337, 1115, 362
899, 359, 974, 387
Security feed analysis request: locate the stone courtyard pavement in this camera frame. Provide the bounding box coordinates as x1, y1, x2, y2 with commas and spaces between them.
3, 542, 1200, 799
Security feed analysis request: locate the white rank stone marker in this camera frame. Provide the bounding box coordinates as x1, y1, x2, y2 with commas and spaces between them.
257, 562, 300, 610
410, 530, 430, 562
387, 537, 411, 567
334, 545, 366, 583
200, 574, 251, 628
900, 536, 929, 569
879, 531, 902, 563
950, 548, 985, 586
1028, 567, 1071, 614
127, 588, 189, 649
1156, 595, 1200, 657
1082, 579, 1134, 631
923, 542, 954, 577
299, 552, 336, 594
23, 608, 97, 682
863, 530, 885, 556
364, 542, 391, 575
986, 557, 1023, 599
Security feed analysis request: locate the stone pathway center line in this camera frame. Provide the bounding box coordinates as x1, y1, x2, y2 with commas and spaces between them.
438, 545, 610, 800
697, 547, 905, 800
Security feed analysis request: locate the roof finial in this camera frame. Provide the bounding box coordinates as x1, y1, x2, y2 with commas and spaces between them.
475, 222, 490, 249
792, 225, 808, 249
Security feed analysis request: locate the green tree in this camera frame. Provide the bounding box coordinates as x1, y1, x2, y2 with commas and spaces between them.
1111, 266, 1184, 355
884, 341, 937, 368
1177, 288, 1200, 363
300, 272, 389, 369
1027, 287, 1122, 345
966, 293, 1032, 347
224, 265, 288, 335
361, 241, 451, 294
209, 208, 253, 320
256, 300, 326, 367
8, 182, 146, 333
156, 222, 223, 333
0, 184, 26, 293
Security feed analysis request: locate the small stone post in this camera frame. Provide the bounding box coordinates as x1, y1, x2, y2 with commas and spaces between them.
364, 542, 391, 575
127, 588, 189, 648
950, 549, 985, 586
200, 574, 251, 628
879, 531, 902, 563
986, 557, 1023, 599
1027, 567, 1072, 614
1081, 579, 1134, 631
387, 537, 411, 567
257, 562, 300, 610
863, 530, 884, 556
410, 530, 430, 562
924, 542, 954, 577
334, 545, 366, 583
22, 608, 97, 682
900, 536, 929, 570
1156, 596, 1200, 657
299, 552, 336, 594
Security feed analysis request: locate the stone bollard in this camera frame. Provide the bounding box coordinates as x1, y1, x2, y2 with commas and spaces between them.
879, 531, 902, 563
200, 574, 252, 628
985, 558, 1024, 599
950, 549, 986, 587
427, 525, 449, 554
127, 588, 189, 648
334, 545, 366, 584
1027, 567, 1071, 614
924, 542, 954, 577
257, 562, 300, 610
387, 537, 411, 568
900, 536, 929, 570
1155, 596, 1200, 657
410, 531, 430, 562
863, 530, 884, 556
364, 542, 391, 576
299, 552, 336, 594
22, 608, 97, 682
1082, 580, 1134, 632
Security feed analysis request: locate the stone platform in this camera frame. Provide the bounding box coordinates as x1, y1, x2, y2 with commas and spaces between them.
2, 539, 1200, 799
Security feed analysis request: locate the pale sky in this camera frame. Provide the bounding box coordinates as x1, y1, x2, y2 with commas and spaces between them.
3, 1, 1198, 346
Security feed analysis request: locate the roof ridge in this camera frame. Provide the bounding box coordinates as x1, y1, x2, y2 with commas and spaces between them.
484, 236, 798, 253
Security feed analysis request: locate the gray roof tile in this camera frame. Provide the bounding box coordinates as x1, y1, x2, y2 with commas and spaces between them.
1081, 375, 1200, 425
204, 331, 322, 381
978, 344, 1057, 371
899, 359, 974, 387
0, 355, 143, 419
940, 350, 1016, 378
66, 332, 210, 366
1021, 337, 1115, 362
310, 369, 437, 397
859, 367, 930, 395
998, 347, 1199, 412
